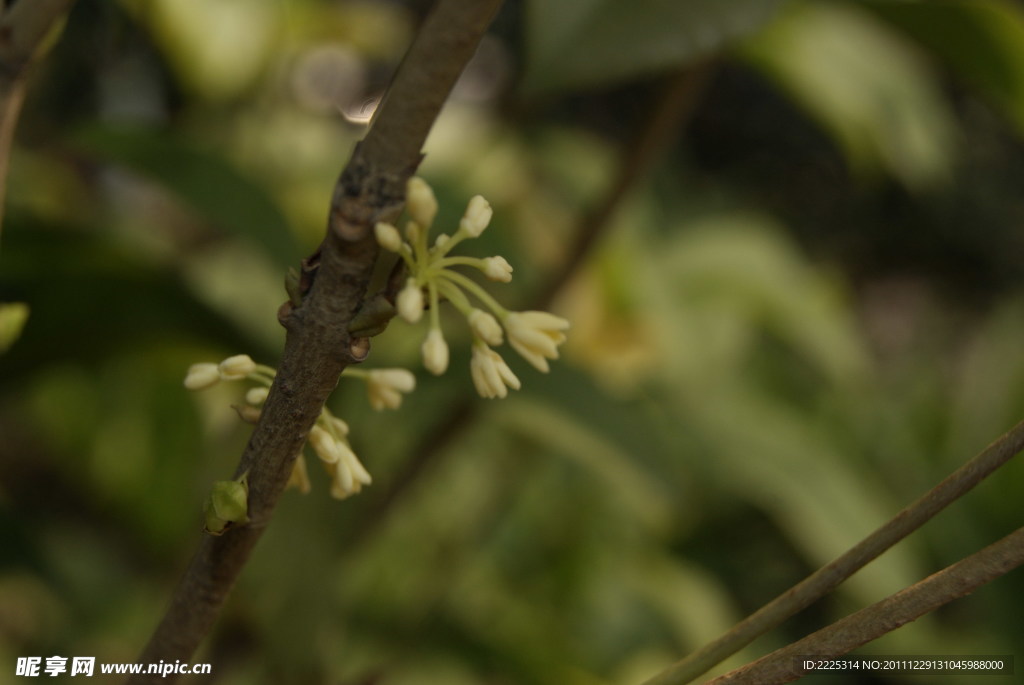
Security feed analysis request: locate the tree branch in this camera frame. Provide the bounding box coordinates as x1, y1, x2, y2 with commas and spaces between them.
128, 1, 504, 681
0, 0, 76, 234
703, 526, 1024, 685
641, 418, 1024, 685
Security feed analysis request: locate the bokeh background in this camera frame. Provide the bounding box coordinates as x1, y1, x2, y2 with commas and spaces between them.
2, 1, 1024, 683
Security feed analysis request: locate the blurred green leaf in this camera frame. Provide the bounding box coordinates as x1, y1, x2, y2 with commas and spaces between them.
0, 302, 30, 354
739, 1, 957, 188
0, 221, 265, 386
862, 0, 1024, 137
524, 0, 782, 93
624, 554, 746, 667
121, 0, 281, 101
653, 213, 870, 390
499, 397, 676, 537
71, 124, 299, 268
682, 385, 926, 606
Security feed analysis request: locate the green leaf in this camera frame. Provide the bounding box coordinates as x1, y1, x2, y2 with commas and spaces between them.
739, 1, 957, 188
524, 0, 782, 94
861, 0, 1024, 137
71, 124, 299, 268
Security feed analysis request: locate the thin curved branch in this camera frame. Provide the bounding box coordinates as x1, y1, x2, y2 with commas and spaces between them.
128, 1, 504, 682
641, 418, 1024, 685
0, 0, 77, 234
536, 60, 714, 309
704, 526, 1024, 685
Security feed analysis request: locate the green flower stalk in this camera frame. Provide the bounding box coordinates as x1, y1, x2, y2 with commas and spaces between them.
375, 176, 570, 398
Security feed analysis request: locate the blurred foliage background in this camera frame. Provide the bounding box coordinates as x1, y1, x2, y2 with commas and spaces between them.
2, 0, 1024, 683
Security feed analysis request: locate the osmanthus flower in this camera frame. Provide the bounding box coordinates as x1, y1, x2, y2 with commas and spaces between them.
183, 354, 410, 500
375, 177, 570, 398
307, 420, 370, 499
504, 311, 570, 373
342, 367, 416, 411
470, 341, 520, 399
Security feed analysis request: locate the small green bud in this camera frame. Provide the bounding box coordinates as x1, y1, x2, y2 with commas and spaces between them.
204, 472, 250, 535
348, 294, 396, 338
285, 267, 302, 307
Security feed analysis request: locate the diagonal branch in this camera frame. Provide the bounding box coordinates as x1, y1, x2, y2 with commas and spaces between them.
641, 418, 1024, 685
704, 526, 1024, 685
127, 1, 504, 682
0, 0, 77, 235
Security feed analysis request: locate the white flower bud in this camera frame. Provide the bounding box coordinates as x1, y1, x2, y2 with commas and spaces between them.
184, 363, 220, 390
470, 344, 521, 399
505, 311, 570, 373
405, 221, 422, 244
308, 425, 340, 463
366, 368, 416, 410
328, 415, 350, 436
468, 309, 503, 346
434, 233, 451, 249
459, 195, 492, 237
218, 354, 256, 380
406, 177, 438, 228
421, 328, 449, 375
482, 256, 513, 282
374, 222, 403, 252
397, 278, 424, 323
327, 441, 372, 499
245, 387, 269, 405
234, 404, 262, 424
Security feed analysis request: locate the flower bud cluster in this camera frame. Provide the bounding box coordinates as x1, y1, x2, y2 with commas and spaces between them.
375, 177, 570, 398
184, 354, 416, 500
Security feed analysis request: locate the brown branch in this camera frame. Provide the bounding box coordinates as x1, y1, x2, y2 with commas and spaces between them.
127, 1, 504, 682
0, 0, 77, 234
703, 526, 1024, 685
640, 418, 1024, 685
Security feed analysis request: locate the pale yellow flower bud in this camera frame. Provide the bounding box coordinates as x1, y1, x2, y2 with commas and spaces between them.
405, 220, 422, 244
434, 233, 451, 249
406, 177, 438, 228
470, 344, 521, 399
309, 425, 340, 463
366, 368, 416, 410
422, 328, 449, 375
397, 278, 424, 323
468, 309, 503, 346
245, 387, 269, 405
287, 454, 311, 494
482, 256, 513, 282
235, 404, 262, 424
505, 311, 570, 373
327, 441, 372, 499
184, 363, 220, 390
328, 415, 350, 436
459, 195, 492, 237
219, 354, 256, 380
375, 222, 403, 252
